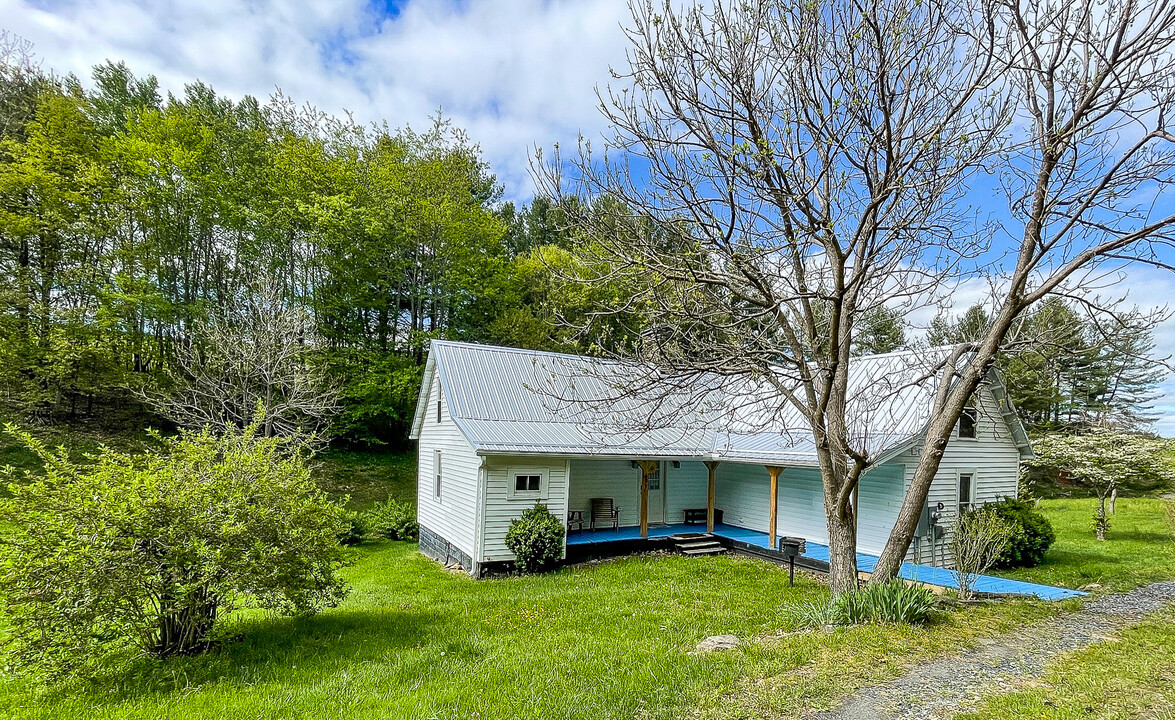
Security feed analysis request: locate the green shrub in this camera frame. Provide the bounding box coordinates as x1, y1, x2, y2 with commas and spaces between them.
834, 580, 936, 625
987, 497, 1056, 568
504, 504, 565, 573
339, 510, 369, 545
0, 420, 351, 680
363, 498, 419, 541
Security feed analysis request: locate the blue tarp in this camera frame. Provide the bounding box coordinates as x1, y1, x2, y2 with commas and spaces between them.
567, 522, 1085, 601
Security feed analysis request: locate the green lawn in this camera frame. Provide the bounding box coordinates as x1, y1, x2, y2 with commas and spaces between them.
996, 498, 1175, 592
312, 449, 417, 510
0, 546, 1058, 720
3, 432, 1174, 718
958, 604, 1175, 720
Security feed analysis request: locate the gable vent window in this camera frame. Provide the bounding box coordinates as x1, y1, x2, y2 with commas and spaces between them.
436, 386, 442, 424
958, 406, 978, 439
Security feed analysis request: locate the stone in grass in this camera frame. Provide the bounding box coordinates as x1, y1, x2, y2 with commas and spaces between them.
694, 634, 741, 653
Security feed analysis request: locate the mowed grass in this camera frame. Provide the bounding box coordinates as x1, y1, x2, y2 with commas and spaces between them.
0, 546, 1059, 720
958, 604, 1175, 720
996, 498, 1175, 592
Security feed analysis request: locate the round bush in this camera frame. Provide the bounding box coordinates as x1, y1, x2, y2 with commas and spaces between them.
338, 510, 369, 546
987, 497, 1056, 568
363, 498, 419, 541
504, 504, 565, 573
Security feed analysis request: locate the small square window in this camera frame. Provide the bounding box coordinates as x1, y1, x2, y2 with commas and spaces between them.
508, 468, 547, 499
958, 406, 978, 439
514, 474, 541, 492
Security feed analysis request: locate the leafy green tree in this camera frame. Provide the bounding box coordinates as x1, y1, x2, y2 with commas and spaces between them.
935, 299, 1163, 431
853, 306, 907, 356
1026, 430, 1172, 540
0, 418, 351, 678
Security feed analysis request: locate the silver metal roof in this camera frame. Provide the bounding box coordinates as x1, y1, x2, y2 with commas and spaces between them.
409, 340, 1017, 465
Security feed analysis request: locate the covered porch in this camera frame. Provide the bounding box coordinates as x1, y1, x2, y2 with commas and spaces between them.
565, 522, 1083, 601
566, 457, 800, 546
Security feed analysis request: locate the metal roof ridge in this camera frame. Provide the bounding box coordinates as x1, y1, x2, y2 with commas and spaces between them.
432, 339, 633, 366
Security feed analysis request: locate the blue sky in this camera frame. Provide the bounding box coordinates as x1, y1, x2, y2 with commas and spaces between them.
4, 0, 1175, 433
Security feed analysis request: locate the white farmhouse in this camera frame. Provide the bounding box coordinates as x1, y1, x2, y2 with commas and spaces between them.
409, 340, 1032, 577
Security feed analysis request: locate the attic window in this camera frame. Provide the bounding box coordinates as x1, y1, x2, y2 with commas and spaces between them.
436, 386, 442, 423
958, 406, 978, 439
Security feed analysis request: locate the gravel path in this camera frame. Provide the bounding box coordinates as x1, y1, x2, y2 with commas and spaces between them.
810, 581, 1175, 720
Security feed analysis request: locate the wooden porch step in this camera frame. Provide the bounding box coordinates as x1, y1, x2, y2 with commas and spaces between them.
682, 545, 726, 556
678, 540, 722, 550
668, 533, 714, 542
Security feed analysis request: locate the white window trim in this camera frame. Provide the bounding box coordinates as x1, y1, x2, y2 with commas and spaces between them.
957, 468, 978, 514
507, 466, 550, 501
434, 450, 443, 501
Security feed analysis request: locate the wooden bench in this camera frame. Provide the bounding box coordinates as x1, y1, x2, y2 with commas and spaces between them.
684, 508, 722, 525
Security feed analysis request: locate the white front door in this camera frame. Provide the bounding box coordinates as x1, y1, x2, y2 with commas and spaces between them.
647, 462, 666, 524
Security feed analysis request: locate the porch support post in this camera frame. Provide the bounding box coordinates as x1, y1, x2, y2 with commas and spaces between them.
703, 461, 720, 533
636, 460, 658, 539
765, 466, 783, 549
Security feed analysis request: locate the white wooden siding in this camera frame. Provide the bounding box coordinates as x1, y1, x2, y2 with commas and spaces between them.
713, 463, 772, 536
567, 458, 641, 527
855, 463, 905, 553
415, 373, 481, 559
481, 455, 570, 562
712, 461, 905, 552
665, 462, 710, 522
563, 459, 710, 529
893, 386, 1022, 565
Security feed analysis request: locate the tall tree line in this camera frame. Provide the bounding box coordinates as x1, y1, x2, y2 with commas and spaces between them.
929, 298, 1164, 431
0, 49, 614, 445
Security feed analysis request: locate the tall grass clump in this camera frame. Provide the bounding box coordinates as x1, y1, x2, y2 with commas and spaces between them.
789, 579, 936, 627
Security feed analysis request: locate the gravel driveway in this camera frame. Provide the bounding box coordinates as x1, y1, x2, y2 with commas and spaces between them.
810, 581, 1175, 720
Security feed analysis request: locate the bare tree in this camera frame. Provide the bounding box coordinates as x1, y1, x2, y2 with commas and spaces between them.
533, 0, 1175, 594
951, 508, 1013, 600
140, 276, 339, 440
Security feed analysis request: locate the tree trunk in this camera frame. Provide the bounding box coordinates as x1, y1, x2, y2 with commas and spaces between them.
154, 584, 218, 658
1095, 493, 1108, 541
825, 508, 859, 595
1109, 488, 1117, 515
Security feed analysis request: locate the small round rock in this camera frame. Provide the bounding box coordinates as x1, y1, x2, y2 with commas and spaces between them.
694, 634, 742, 653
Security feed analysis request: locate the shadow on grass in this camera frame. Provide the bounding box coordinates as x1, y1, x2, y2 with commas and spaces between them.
65, 606, 450, 706
1104, 530, 1175, 543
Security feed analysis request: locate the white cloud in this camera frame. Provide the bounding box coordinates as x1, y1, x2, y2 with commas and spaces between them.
1, 0, 631, 200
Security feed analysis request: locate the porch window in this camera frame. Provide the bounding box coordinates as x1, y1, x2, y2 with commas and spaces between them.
508, 467, 548, 500
958, 406, 978, 439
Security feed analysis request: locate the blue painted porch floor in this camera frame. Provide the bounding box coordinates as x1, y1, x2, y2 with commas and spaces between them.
568, 522, 1085, 601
